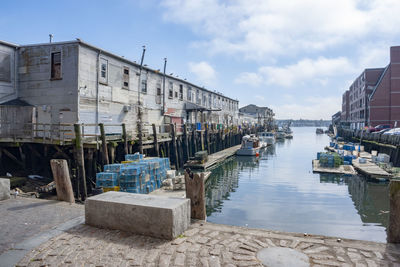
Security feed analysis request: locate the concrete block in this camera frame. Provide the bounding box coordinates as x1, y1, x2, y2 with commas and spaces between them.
85, 191, 190, 239
0, 178, 10, 200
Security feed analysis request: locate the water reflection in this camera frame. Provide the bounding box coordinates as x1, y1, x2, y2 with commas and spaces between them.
205, 127, 389, 242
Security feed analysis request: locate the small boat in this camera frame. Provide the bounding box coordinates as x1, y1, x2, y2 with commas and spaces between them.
275, 130, 286, 140
258, 131, 275, 146
316, 128, 324, 134
284, 127, 293, 139
236, 134, 261, 156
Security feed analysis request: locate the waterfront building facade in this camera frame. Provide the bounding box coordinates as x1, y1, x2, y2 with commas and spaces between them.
369, 46, 400, 127
0, 39, 239, 138
238, 104, 274, 129
341, 90, 349, 122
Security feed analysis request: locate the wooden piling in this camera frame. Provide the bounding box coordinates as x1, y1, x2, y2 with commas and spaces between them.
170, 123, 179, 170
192, 125, 197, 155
388, 179, 400, 243
183, 124, 190, 162
152, 123, 159, 157
184, 169, 206, 220
50, 159, 75, 203
74, 124, 87, 200
122, 123, 129, 155
99, 123, 109, 166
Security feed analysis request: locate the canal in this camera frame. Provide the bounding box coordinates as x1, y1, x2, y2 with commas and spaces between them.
205, 127, 389, 242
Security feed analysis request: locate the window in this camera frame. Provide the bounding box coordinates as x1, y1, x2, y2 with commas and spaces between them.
175, 91, 178, 98
123, 67, 129, 89
156, 83, 161, 104
203, 94, 206, 106
179, 85, 183, 100
99, 58, 108, 83
187, 86, 192, 101
157, 86, 161, 96
141, 79, 147, 93
196, 89, 200, 104
168, 82, 173, 98
208, 93, 212, 107
51, 52, 62, 79
0, 52, 11, 82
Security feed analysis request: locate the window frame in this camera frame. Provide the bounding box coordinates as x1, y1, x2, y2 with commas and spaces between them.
50, 51, 62, 80
99, 57, 108, 84
122, 66, 130, 90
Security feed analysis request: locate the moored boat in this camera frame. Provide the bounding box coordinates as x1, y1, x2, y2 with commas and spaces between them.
258, 131, 275, 146
316, 128, 324, 134
275, 130, 286, 140
236, 134, 261, 156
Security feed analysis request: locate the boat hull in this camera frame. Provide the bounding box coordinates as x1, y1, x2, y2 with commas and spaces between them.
236, 147, 260, 156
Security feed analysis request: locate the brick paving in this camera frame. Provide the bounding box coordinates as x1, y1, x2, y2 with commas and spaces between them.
0, 197, 83, 255
17, 221, 400, 266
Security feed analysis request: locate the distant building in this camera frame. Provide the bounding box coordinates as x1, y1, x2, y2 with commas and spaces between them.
369, 46, 400, 127
348, 68, 384, 129
238, 104, 274, 128
341, 90, 349, 122
332, 111, 341, 126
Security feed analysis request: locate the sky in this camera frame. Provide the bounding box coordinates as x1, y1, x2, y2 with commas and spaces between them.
2, 0, 400, 120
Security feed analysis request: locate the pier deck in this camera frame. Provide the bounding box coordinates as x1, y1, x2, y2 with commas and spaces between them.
312, 160, 357, 175
184, 145, 241, 170
352, 160, 392, 179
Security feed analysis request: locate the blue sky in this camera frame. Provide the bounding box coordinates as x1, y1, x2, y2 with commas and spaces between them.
2, 0, 400, 119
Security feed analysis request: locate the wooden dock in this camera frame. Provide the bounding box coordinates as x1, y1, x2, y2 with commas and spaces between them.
184, 145, 241, 170
352, 159, 392, 179
312, 160, 357, 175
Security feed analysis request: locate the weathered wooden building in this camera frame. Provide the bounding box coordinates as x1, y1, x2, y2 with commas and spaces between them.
0, 39, 239, 139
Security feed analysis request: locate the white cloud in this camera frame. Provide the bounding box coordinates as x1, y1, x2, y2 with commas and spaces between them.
161, 0, 400, 61
234, 72, 263, 87
271, 96, 341, 120
188, 61, 216, 85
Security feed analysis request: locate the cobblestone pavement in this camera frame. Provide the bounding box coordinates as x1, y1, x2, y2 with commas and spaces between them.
0, 197, 83, 255
17, 221, 400, 266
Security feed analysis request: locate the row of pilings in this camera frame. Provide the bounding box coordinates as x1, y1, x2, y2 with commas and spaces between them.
0, 123, 263, 201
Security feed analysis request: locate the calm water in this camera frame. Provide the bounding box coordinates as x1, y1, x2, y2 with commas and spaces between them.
205, 127, 389, 242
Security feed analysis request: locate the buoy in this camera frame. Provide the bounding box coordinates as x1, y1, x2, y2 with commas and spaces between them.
256, 152, 260, 157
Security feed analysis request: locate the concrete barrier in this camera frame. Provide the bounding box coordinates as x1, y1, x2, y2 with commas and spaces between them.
85, 191, 190, 240
0, 178, 10, 200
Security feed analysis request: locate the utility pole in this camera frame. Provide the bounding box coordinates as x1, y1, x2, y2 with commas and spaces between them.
162, 58, 167, 115
137, 46, 146, 154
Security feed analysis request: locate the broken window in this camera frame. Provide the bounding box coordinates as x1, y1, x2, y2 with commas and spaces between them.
123, 67, 129, 89
51, 52, 62, 79
187, 86, 192, 101
0, 52, 11, 82
141, 79, 147, 93
168, 82, 173, 98
179, 85, 183, 100
99, 58, 108, 83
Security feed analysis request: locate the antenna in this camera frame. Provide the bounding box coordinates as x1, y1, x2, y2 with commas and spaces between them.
49, 34, 53, 43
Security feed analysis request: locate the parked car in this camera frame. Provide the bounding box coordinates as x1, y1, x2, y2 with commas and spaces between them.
367, 127, 377, 133
372, 128, 391, 135
383, 128, 400, 135
376, 124, 392, 131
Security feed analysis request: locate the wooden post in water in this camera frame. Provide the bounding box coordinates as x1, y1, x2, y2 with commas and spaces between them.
99, 123, 109, 166
152, 123, 159, 157
50, 159, 75, 203
184, 169, 206, 220
192, 124, 197, 155
74, 124, 87, 200
183, 124, 190, 162
122, 123, 129, 156
206, 125, 211, 154
200, 130, 205, 151
170, 123, 179, 170
388, 179, 400, 243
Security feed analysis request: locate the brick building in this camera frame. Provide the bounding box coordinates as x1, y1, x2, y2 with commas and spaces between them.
369, 46, 400, 127
346, 68, 384, 129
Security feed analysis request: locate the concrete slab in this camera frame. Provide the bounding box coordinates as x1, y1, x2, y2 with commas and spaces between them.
0, 178, 10, 200
257, 247, 310, 267
85, 191, 190, 240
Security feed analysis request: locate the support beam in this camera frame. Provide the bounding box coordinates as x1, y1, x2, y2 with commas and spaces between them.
152, 123, 159, 157
170, 123, 179, 170
74, 124, 87, 200
2, 148, 25, 168
122, 123, 129, 156
99, 123, 109, 166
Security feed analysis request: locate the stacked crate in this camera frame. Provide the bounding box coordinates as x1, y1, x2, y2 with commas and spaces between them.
319, 152, 343, 168
95, 153, 171, 194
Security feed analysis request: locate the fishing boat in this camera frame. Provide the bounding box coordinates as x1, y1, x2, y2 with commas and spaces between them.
284, 128, 293, 139
316, 128, 324, 134
258, 131, 275, 146
275, 130, 286, 140
236, 134, 261, 156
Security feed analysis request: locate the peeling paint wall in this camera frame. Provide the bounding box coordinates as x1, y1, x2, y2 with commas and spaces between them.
0, 43, 17, 103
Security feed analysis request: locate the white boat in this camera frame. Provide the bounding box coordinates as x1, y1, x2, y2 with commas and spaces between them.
275, 130, 286, 140
258, 131, 275, 146
236, 135, 261, 156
